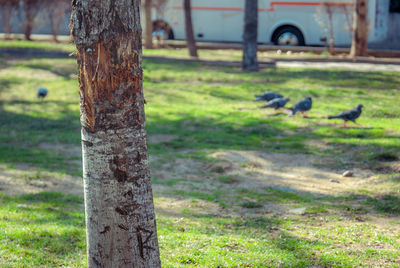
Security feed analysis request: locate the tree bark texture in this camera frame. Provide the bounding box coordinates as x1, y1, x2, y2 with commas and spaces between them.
242, 0, 258, 71
183, 0, 198, 58
144, 0, 153, 49
350, 0, 368, 57
70, 0, 161, 267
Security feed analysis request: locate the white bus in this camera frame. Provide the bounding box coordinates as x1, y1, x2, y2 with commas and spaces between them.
150, 0, 389, 46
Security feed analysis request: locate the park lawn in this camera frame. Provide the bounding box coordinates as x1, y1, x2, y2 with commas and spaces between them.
0, 41, 400, 267
0, 39, 320, 61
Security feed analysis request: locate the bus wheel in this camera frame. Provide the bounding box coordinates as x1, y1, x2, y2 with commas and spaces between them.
272, 26, 305, 46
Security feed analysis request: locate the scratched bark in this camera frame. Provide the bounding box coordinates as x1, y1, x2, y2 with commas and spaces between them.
70, 0, 161, 267
242, 0, 258, 71
350, 0, 368, 57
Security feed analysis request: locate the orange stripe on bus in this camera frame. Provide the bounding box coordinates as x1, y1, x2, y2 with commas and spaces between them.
173, 2, 353, 12
173, 6, 267, 12
173, 6, 242, 11
267, 1, 354, 11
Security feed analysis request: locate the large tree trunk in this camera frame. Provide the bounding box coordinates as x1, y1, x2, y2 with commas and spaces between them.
242, 0, 258, 71
350, 0, 368, 57
183, 0, 198, 58
144, 0, 153, 49
70, 0, 161, 267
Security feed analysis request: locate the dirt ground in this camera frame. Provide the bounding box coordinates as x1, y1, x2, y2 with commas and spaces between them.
0, 142, 373, 199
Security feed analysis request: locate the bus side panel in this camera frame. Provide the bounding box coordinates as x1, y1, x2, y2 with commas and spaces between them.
265, 0, 324, 45
153, 0, 186, 40
222, 0, 274, 43
369, 0, 389, 43
192, 0, 224, 41
320, 4, 354, 46
222, 0, 243, 42
258, 0, 270, 43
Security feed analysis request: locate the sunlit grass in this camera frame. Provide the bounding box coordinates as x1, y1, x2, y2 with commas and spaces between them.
0, 41, 399, 266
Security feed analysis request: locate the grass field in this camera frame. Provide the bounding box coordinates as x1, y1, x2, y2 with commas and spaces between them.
0, 41, 399, 267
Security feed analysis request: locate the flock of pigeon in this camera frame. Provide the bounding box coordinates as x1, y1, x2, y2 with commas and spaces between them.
37, 87, 363, 126
254, 91, 364, 126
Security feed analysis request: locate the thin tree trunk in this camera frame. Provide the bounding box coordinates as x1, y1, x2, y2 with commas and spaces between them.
70, 0, 161, 267
350, 0, 368, 57
327, 5, 335, 55
49, 13, 60, 42
242, 0, 258, 71
183, 0, 198, 58
1, 5, 13, 39
23, 2, 39, 41
24, 19, 34, 40
144, 0, 153, 49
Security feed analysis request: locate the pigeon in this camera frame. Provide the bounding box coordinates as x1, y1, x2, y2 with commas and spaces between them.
289, 97, 312, 116
261, 97, 290, 110
328, 104, 363, 126
37, 87, 48, 99
254, 91, 283, 102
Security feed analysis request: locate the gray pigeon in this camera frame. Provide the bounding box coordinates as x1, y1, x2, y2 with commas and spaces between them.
328, 104, 363, 126
261, 97, 290, 110
37, 87, 48, 99
254, 91, 283, 102
289, 97, 312, 116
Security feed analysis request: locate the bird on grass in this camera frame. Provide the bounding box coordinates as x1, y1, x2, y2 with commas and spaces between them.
37, 87, 48, 99
254, 91, 283, 102
261, 97, 290, 110
328, 104, 364, 127
289, 97, 312, 116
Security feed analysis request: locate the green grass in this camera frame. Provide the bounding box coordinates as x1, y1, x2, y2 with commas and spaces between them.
0, 40, 75, 53
0, 41, 400, 267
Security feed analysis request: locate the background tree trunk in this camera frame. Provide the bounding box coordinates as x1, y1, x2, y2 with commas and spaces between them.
70, 0, 161, 267
45, 0, 71, 43
22, 0, 42, 41
183, 0, 198, 58
324, 4, 335, 55
242, 0, 258, 71
144, 0, 153, 49
350, 0, 368, 57
0, 0, 19, 39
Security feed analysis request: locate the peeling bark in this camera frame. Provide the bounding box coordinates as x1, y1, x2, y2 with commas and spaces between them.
242, 0, 258, 71
350, 0, 368, 57
70, 1, 161, 267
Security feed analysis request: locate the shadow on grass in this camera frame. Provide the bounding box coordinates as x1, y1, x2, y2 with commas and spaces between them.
19, 62, 77, 79
143, 58, 400, 90
0, 101, 81, 175
1, 98, 399, 176
1, 192, 84, 226
0, 192, 85, 266
147, 112, 400, 162
166, 181, 400, 216
0, 191, 354, 267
